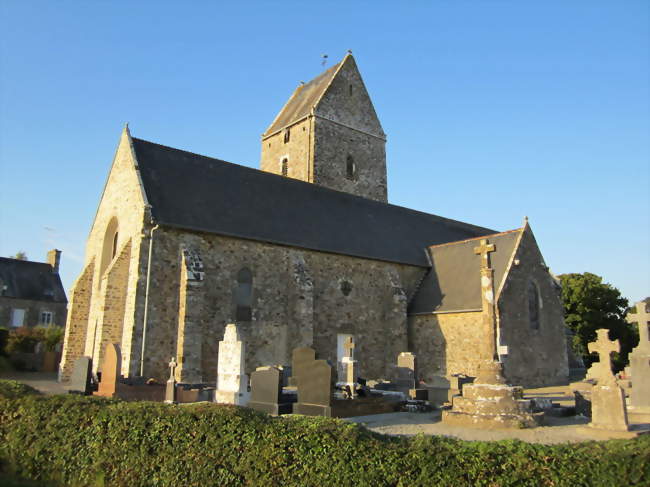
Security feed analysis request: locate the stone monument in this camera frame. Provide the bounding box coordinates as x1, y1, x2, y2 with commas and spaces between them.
442, 239, 541, 428
94, 343, 121, 398
288, 347, 316, 387
247, 366, 293, 416
165, 357, 177, 404
215, 323, 249, 406
626, 301, 650, 410
68, 356, 93, 395
293, 354, 334, 417
583, 329, 631, 432
339, 336, 358, 398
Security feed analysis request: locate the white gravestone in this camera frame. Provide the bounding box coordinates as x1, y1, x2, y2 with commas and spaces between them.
215, 323, 250, 406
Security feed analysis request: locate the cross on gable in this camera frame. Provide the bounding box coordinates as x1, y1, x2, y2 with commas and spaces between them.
474, 239, 496, 269
587, 329, 619, 384
343, 336, 355, 359
627, 301, 650, 351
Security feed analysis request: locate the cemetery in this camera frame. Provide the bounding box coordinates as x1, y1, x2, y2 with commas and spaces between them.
1, 298, 649, 485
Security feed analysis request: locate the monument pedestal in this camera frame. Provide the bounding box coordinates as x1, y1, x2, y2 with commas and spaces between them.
590, 384, 629, 431
293, 402, 332, 417
215, 387, 249, 406
442, 382, 542, 429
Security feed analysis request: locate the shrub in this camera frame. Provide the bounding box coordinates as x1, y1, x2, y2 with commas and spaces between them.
0, 327, 8, 356
5, 328, 39, 354
0, 380, 40, 399
0, 383, 647, 487
35, 326, 64, 352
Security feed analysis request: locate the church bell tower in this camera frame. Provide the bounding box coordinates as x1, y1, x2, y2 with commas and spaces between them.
260, 53, 387, 203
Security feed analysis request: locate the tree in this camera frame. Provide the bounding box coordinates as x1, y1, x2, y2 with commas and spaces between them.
11, 251, 27, 260
558, 272, 638, 372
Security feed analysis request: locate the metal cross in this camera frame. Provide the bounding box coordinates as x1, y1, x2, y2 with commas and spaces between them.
168, 357, 177, 381
343, 336, 355, 359
473, 239, 496, 269
587, 329, 619, 384
627, 301, 650, 351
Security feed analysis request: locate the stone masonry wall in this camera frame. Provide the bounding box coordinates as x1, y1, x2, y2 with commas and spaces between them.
0, 298, 67, 330
93, 240, 132, 373
497, 227, 569, 387
138, 227, 424, 382
59, 260, 94, 381
260, 118, 312, 182
409, 311, 486, 382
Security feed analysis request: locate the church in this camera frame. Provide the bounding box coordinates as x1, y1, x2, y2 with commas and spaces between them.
59, 53, 569, 388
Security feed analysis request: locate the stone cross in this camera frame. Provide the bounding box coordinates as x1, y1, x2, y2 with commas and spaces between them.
168, 357, 177, 381
627, 301, 650, 352
343, 336, 355, 359
474, 239, 496, 269
588, 329, 619, 385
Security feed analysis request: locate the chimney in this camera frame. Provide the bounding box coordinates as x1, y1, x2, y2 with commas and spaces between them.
47, 249, 61, 273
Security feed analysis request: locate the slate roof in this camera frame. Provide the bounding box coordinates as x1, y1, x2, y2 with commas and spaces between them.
262, 60, 342, 137
132, 137, 496, 268
0, 258, 67, 303
408, 229, 522, 314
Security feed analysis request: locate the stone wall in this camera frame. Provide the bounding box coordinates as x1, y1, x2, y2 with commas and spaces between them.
59, 260, 94, 381
409, 311, 486, 382
0, 298, 67, 330
137, 227, 424, 382
497, 227, 569, 387
260, 117, 312, 182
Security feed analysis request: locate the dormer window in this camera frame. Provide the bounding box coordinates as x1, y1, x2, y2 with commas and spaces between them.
346, 155, 355, 180
284, 129, 290, 144
281, 158, 288, 177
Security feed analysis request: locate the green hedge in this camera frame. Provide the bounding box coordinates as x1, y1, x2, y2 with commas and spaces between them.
0, 381, 648, 487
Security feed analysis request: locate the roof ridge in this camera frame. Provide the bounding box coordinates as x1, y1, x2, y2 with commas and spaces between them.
427, 227, 523, 250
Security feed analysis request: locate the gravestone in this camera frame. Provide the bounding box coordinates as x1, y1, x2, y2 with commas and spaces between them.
627, 301, 650, 409
165, 357, 177, 404
247, 366, 293, 415
68, 356, 92, 395
587, 329, 629, 431
288, 347, 316, 387
293, 358, 334, 417
215, 323, 249, 406
339, 336, 358, 398
95, 343, 121, 398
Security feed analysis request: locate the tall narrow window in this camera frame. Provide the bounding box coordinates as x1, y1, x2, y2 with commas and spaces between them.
349, 84, 353, 96
528, 281, 540, 330
281, 158, 288, 177
346, 155, 355, 180
112, 231, 119, 259
235, 268, 253, 321
284, 129, 290, 144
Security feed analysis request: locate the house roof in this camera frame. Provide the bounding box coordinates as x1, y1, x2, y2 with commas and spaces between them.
132, 137, 496, 268
262, 60, 342, 137
0, 258, 67, 303
408, 229, 522, 314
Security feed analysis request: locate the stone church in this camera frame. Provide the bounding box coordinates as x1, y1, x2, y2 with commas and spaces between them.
60, 53, 569, 387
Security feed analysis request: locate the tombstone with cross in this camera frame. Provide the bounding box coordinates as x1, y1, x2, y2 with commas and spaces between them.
626, 301, 650, 408
165, 357, 177, 404
339, 336, 358, 397
587, 329, 629, 431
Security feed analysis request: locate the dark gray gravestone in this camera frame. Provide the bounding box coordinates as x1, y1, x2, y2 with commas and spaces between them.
288, 347, 316, 387
293, 359, 334, 417
68, 357, 92, 395
247, 366, 293, 416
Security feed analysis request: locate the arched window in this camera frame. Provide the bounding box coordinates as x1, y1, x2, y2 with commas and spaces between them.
346, 155, 355, 180
235, 268, 253, 321
99, 217, 119, 277
281, 158, 288, 177
528, 281, 540, 330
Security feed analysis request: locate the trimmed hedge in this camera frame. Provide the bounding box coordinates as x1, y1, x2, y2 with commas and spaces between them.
0, 381, 648, 487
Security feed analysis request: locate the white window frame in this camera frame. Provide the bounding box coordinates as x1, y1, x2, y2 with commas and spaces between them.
11, 308, 26, 327
40, 311, 53, 326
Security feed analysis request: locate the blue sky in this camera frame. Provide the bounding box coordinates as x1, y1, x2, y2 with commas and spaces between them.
0, 1, 648, 303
